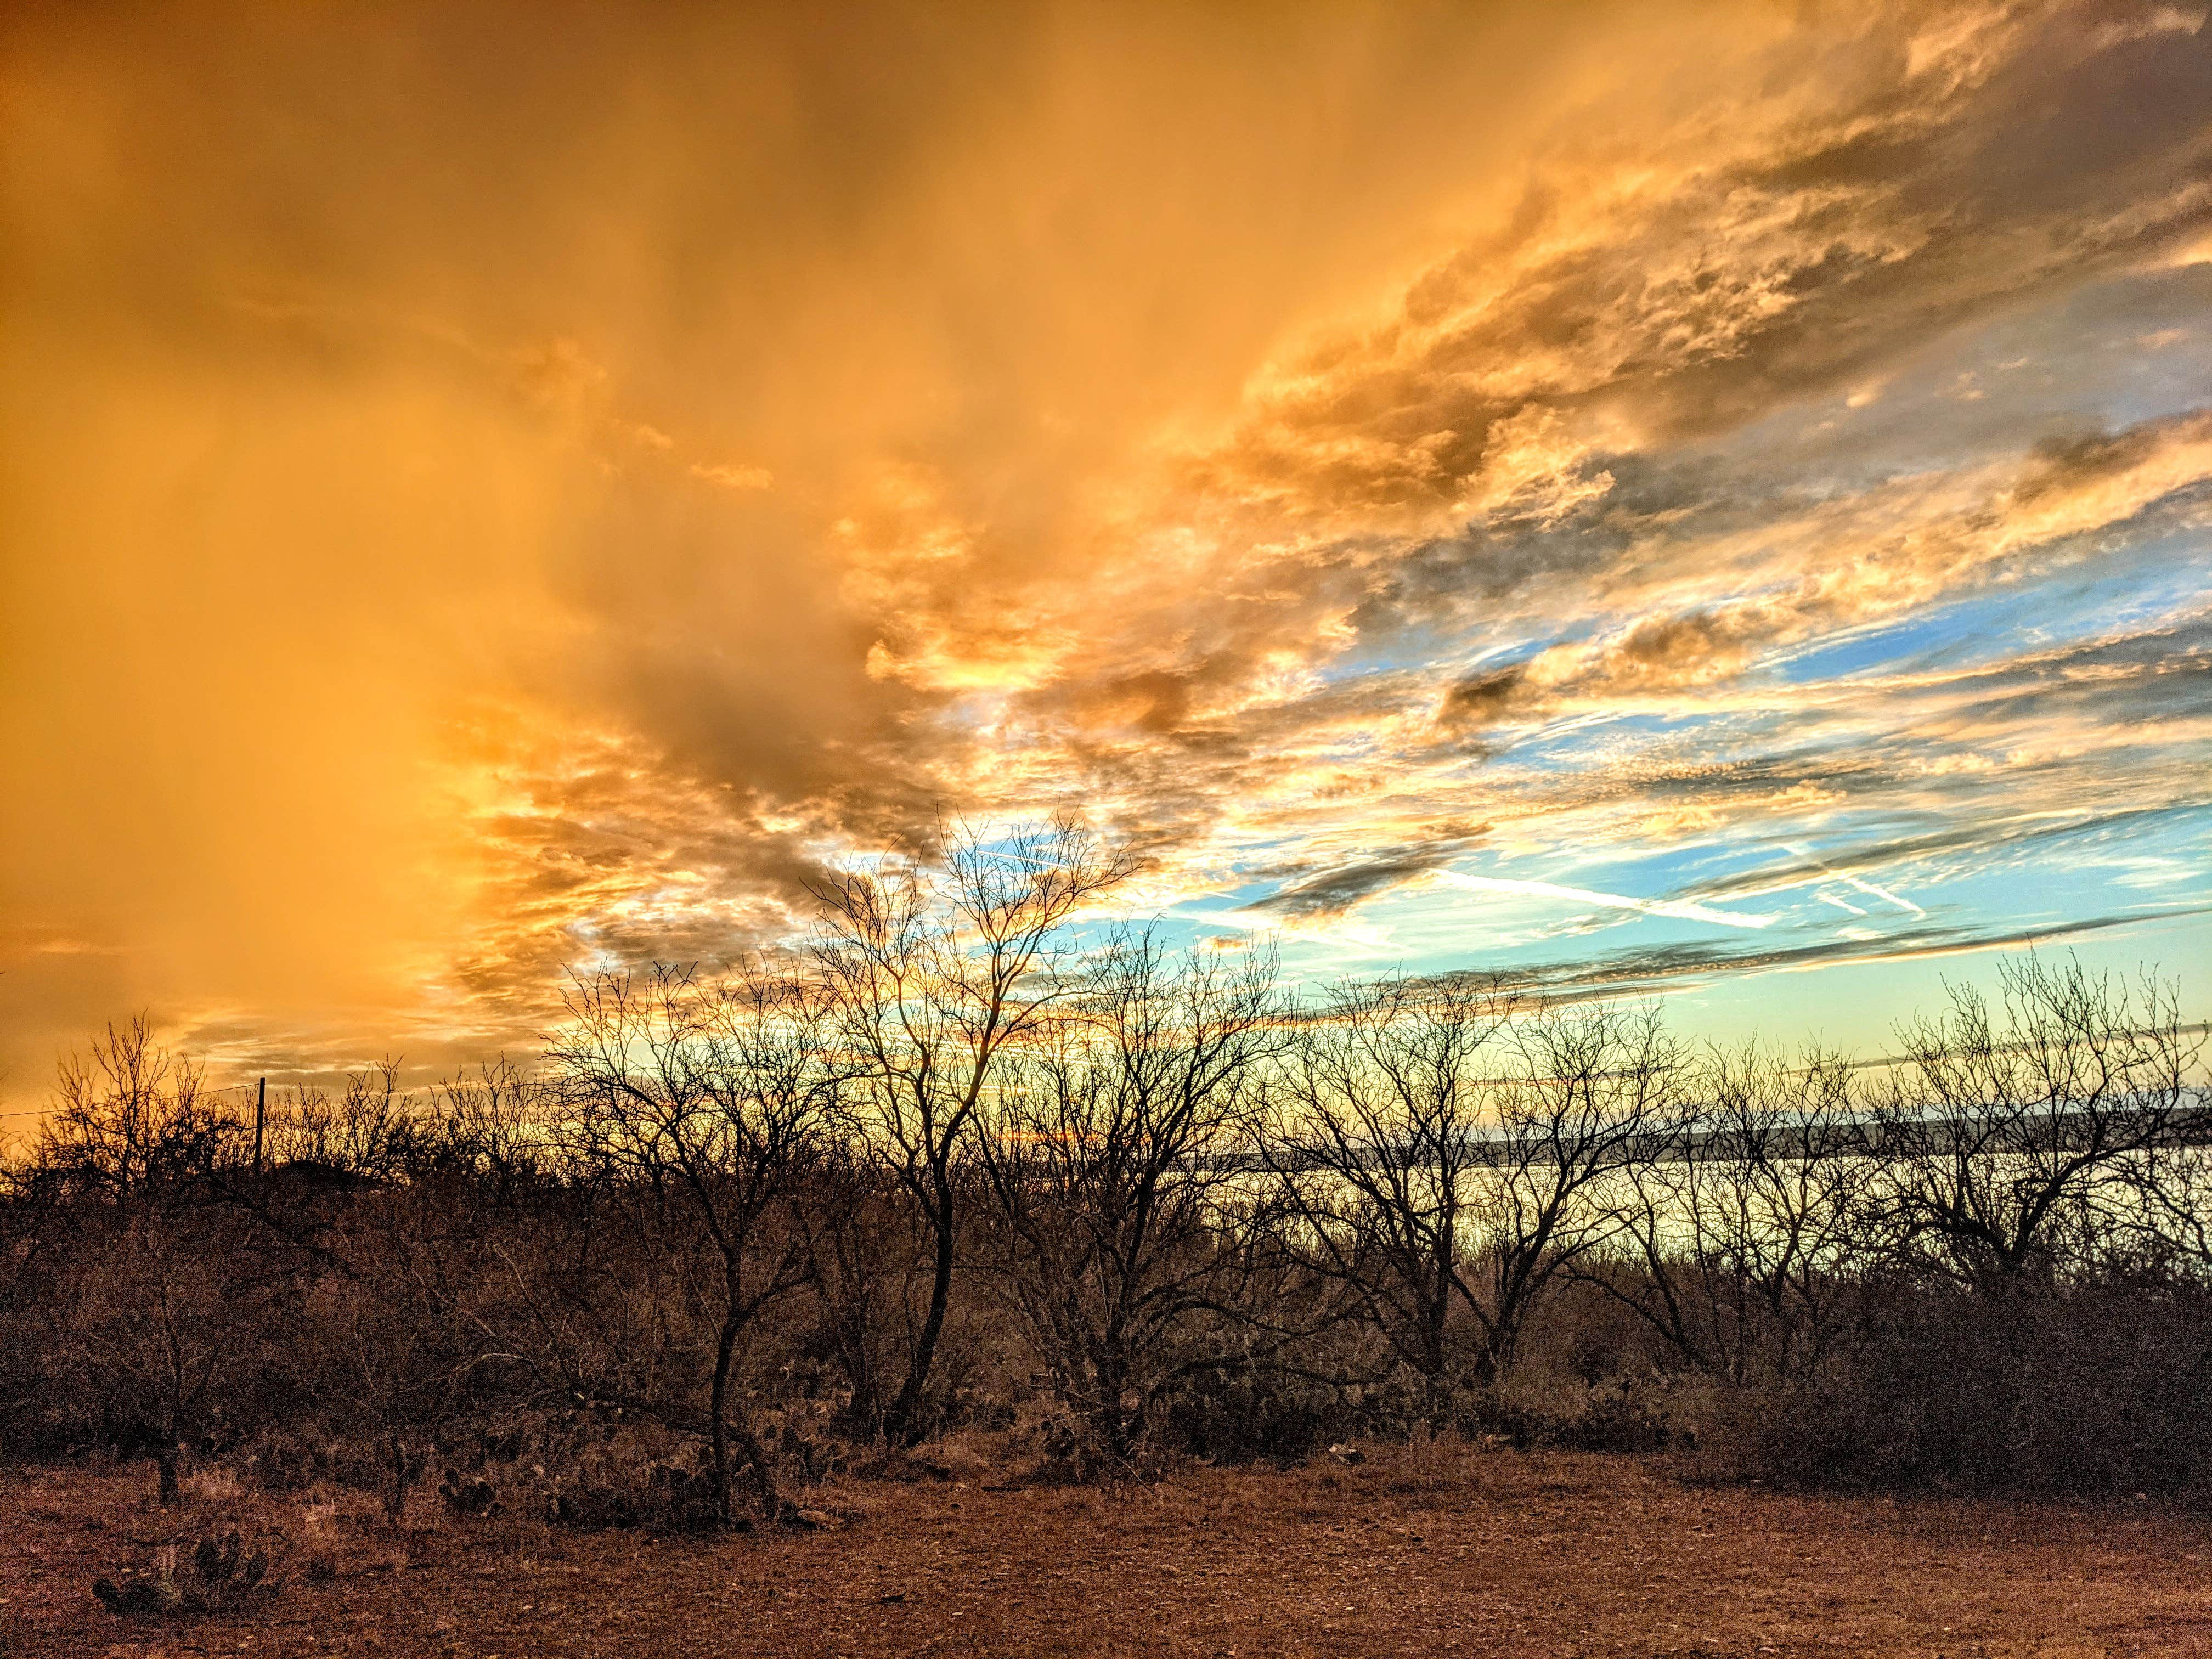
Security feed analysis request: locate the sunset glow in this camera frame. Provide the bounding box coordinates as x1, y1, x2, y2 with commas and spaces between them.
3, 1, 2208, 1101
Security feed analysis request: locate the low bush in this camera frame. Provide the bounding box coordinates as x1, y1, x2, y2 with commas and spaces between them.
1705, 1277, 2212, 1497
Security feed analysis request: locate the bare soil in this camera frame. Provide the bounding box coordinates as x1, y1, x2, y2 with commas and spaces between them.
5, 1446, 2207, 1658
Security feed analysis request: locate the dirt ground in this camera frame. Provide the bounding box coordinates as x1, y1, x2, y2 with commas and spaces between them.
4, 1445, 2208, 1658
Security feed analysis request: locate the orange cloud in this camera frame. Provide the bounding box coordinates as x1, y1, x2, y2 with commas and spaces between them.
2, 0, 2206, 1098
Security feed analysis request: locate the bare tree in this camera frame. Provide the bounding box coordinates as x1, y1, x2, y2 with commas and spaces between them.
1469, 998, 1686, 1381
1867, 953, 2200, 1286
64, 1205, 264, 1503
2117, 1126, 2212, 1279
264, 1060, 417, 1181
314, 1204, 477, 1527
977, 932, 1279, 1463
203, 1064, 416, 1289
1255, 975, 1518, 1414
0, 1154, 63, 1434
789, 1133, 924, 1437
37, 1020, 262, 1501
37, 1017, 233, 1199
303, 1071, 550, 1529
812, 816, 1138, 1441
425, 1058, 555, 1198
540, 962, 839, 1523
1584, 1042, 1865, 1386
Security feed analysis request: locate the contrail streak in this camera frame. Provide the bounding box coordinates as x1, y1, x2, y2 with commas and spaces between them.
1434, 872, 1775, 930
1783, 844, 1927, 916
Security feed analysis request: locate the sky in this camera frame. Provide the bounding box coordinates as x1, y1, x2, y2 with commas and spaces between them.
2, 0, 2208, 1107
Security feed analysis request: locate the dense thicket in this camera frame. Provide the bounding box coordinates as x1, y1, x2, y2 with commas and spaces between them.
2, 825, 2205, 1517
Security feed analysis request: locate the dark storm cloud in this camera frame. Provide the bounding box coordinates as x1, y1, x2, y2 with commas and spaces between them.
1248, 832, 1491, 923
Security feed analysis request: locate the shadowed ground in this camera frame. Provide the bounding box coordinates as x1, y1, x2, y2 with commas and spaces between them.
5, 1447, 2207, 1657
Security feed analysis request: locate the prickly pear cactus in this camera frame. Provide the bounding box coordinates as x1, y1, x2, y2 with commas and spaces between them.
92, 1524, 286, 1617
